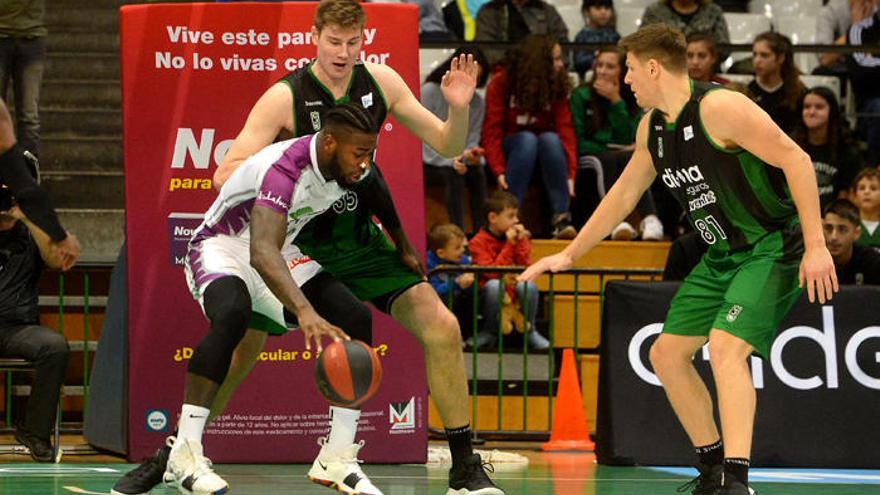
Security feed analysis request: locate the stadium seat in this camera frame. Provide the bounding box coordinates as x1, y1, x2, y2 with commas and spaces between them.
613, 0, 656, 8
722, 13, 771, 69
419, 48, 456, 82
775, 15, 819, 73
801, 74, 841, 102
616, 7, 644, 37
749, 0, 821, 19
556, 4, 585, 40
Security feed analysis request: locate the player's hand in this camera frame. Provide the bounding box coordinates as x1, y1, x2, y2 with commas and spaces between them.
441, 54, 478, 109
298, 307, 348, 353
799, 246, 838, 304
518, 252, 574, 282
398, 245, 427, 280
497, 174, 508, 190
1, 205, 24, 220
51, 233, 81, 272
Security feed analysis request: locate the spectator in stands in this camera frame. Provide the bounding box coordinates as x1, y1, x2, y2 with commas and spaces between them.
0, 0, 46, 157
662, 230, 708, 280
412, 0, 453, 41
846, 0, 880, 168
427, 223, 478, 337
423, 48, 490, 232
573, 0, 620, 77
748, 32, 806, 133
475, 0, 569, 66
569, 45, 664, 240
686, 32, 730, 85
853, 167, 880, 248
815, 0, 872, 74
791, 86, 863, 209
0, 194, 71, 463
823, 199, 880, 284
443, 0, 490, 41
469, 191, 549, 350
640, 0, 729, 45
482, 34, 577, 239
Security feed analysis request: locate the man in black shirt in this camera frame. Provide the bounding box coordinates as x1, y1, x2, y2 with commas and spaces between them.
0, 203, 71, 461
824, 199, 880, 285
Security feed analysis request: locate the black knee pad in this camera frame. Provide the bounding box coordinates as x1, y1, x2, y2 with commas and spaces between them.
298, 272, 373, 345
188, 276, 252, 383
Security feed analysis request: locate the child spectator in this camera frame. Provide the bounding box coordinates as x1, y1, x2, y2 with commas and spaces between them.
573, 0, 620, 77
482, 34, 577, 239
469, 191, 550, 350
427, 223, 477, 337
791, 86, 863, 209
853, 167, 880, 248
823, 199, 880, 284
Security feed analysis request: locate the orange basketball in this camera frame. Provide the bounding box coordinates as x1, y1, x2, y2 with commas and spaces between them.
314, 340, 383, 408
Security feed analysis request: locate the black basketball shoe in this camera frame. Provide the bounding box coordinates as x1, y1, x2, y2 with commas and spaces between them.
110, 442, 171, 495
677, 462, 723, 495
14, 427, 54, 462
447, 453, 505, 495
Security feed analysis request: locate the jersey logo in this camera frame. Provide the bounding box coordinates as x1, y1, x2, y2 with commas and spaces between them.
331, 190, 359, 214
661, 165, 704, 189
683, 125, 694, 141
657, 136, 664, 158
310, 111, 321, 131
305, 100, 323, 107
726, 304, 743, 322
361, 92, 373, 108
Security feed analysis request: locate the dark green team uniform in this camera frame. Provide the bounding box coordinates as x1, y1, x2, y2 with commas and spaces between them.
280, 60, 422, 311
650, 82, 804, 357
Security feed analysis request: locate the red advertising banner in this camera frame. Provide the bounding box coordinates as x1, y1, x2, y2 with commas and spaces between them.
121, 3, 426, 463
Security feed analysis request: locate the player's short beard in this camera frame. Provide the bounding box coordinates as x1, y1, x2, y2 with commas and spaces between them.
326, 152, 356, 188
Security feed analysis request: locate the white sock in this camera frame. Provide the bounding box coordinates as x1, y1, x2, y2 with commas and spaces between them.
322, 406, 361, 454
177, 404, 210, 444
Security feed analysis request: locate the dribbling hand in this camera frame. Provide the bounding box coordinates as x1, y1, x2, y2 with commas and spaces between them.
298, 307, 349, 353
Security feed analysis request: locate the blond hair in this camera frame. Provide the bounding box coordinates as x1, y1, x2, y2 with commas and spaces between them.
619, 24, 688, 74
314, 0, 365, 32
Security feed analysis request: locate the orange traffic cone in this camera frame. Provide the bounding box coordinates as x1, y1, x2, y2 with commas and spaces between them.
542, 348, 595, 451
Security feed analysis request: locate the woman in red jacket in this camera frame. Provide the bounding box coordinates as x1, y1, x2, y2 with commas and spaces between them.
481, 34, 578, 239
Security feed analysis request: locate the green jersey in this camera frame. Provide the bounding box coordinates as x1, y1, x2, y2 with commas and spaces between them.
648, 81, 799, 253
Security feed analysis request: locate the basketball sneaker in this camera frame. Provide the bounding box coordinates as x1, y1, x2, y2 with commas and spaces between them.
720, 475, 757, 495
163, 437, 228, 495
447, 453, 505, 495
308, 438, 383, 495
110, 442, 171, 495
677, 463, 723, 495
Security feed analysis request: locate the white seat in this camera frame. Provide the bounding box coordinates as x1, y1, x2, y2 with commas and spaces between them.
801, 74, 841, 102
722, 13, 771, 68
550, 0, 581, 7
749, 0, 821, 19
613, 0, 656, 8
775, 15, 819, 73
616, 7, 644, 37
419, 48, 456, 83
556, 4, 585, 40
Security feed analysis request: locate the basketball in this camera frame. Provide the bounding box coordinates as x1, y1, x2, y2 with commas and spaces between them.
314, 339, 383, 408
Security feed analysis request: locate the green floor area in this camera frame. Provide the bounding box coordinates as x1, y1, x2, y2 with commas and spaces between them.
0, 462, 876, 495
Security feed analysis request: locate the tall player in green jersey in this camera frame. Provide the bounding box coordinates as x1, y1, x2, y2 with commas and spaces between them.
213, 2, 502, 495
521, 25, 837, 495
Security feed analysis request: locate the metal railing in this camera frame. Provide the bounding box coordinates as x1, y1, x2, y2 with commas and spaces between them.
429, 265, 662, 440
2, 262, 112, 431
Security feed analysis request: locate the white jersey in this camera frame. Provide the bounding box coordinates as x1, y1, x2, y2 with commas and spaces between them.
183, 134, 345, 332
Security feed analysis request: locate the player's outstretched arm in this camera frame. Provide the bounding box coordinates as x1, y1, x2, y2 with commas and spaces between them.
700, 90, 838, 303
250, 204, 348, 351
519, 114, 657, 282
214, 84, 292, 189
371, 54, 477, 158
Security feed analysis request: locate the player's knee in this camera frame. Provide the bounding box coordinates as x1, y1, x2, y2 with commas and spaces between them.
190, 277, 252, 383
204, 277, 251, 328
649, 338, 685, 373
422, 308, 462, 350
707, 336, 750, 371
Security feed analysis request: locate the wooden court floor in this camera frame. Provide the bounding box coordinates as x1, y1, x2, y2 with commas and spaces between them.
1, 440, 878, 495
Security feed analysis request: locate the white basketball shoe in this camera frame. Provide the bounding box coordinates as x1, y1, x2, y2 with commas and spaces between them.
162, 437, 229, 495
308, 437, 384, 495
